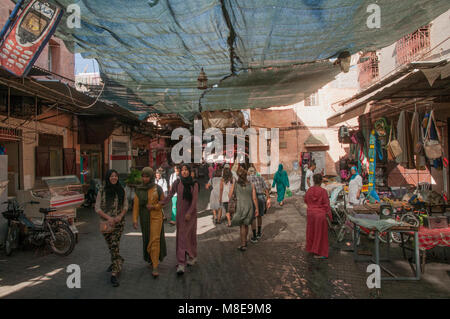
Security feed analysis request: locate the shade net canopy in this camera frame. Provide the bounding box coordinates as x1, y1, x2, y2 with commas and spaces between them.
24, 0, 450, 121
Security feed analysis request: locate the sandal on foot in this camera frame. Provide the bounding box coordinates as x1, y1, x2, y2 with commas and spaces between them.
237, 245, 247, 251
313, 255, 327, 259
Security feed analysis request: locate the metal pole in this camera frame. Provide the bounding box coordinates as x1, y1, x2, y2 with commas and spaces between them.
0, 0, 24, 42
414, 231, 421, 279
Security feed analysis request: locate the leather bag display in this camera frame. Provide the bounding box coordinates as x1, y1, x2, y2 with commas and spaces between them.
387, 121, 403, 158
423, 110, 442, 160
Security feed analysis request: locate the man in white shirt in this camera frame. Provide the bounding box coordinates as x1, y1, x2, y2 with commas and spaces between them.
305, 162, 316, 191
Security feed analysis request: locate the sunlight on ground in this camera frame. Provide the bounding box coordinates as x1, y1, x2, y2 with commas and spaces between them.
125, 215, 216, 238
0, 268, 64, 298
125, 232, 143, 237
26, 265, 40, 270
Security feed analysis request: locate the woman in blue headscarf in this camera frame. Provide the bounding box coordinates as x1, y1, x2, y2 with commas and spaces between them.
348, 166, 363, 205
272, 164, 290, 206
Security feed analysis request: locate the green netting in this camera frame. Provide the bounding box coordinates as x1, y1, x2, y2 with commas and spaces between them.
18, 0, 450, 120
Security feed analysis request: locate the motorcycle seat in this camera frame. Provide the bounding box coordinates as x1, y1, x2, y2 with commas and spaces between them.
39, 208, 57, 214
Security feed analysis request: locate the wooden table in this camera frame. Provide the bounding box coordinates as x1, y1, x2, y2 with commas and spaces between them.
351, 219, 421, 281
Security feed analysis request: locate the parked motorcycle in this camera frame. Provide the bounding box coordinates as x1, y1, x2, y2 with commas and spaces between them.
83, 179, 100, 208
2, 199, 76, 256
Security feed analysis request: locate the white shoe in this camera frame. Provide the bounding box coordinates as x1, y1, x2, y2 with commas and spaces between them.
187, 257, 197, 266
176, 264, 185, 274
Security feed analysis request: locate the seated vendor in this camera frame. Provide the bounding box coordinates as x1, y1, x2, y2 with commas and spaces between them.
348, 166, 363, 206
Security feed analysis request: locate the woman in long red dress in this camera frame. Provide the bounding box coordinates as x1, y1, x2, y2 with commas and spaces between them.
304, 173, 332, 259
161, 164, 199, 275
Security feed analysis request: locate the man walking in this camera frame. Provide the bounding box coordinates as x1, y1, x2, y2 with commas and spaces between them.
247, 166, 271, 243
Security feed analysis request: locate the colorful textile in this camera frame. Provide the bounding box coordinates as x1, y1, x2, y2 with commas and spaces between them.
418, 226, 450, 250
304, 186, 331, 258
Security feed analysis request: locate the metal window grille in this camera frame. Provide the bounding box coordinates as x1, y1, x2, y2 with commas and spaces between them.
395, 25, 431, 66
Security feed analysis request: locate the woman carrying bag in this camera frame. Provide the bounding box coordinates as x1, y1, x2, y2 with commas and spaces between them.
272, 164, 290, 206
95, 169, 128, 287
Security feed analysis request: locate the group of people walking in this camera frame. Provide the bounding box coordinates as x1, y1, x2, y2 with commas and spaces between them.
95, 161, 333, 288
95, 164, 199, 287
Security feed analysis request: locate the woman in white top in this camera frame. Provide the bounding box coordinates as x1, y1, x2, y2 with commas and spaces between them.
305, 162, 316, 191
220, 165, 234, 227
348, 166, 363, 206
155, 168, 168, 195
206, 168, 223, 224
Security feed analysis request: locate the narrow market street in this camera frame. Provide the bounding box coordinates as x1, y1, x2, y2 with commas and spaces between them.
0, 179, 449, 299
1, 1, 450, 303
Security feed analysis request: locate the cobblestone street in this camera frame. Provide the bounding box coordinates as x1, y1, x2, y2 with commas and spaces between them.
0, 183, 449, 299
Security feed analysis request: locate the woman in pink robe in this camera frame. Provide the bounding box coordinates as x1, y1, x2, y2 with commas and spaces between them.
161, 164, 199, 274
304, 173, 332, 259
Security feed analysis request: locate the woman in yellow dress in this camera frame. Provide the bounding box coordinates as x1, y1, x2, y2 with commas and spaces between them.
132, 167, 167, 277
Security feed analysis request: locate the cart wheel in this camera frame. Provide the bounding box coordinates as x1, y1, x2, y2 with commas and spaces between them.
401, 213, 420, 228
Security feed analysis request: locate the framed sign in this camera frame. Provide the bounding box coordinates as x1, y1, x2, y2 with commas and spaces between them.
0, 0, 63, 77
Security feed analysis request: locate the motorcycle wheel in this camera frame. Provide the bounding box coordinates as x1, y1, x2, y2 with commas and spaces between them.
48, 224, 76, 256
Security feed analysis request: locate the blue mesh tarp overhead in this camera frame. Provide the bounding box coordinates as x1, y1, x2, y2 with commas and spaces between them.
31, 0, 450, 120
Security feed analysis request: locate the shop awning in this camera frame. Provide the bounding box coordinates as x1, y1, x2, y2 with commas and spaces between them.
327, 60, 450, 126
26, 0, 450, 121
304, 134, 329, 147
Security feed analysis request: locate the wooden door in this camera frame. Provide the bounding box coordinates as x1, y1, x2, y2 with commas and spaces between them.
63, 148, 77, 175
36, 146, 50, 177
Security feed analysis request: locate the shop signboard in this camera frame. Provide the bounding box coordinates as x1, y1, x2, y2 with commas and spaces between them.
0, 0, 63, 77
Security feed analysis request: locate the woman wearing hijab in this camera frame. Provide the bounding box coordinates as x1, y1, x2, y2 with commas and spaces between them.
229, 167, 259, 251
95, 169, 128, 287
272, 164, 290, 206
348, 166, 363, 206
161, 164, 199, 275
305, 174, 332, 259
132, 167, 167, 278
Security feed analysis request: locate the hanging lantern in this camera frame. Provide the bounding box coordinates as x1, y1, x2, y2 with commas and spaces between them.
197, 68, 208, 90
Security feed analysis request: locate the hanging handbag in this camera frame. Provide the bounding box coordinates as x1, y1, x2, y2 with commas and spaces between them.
98, 188, 114, 233
387, 120, 403, 158
423, 110, 442, 160
99, 220, 114, 233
